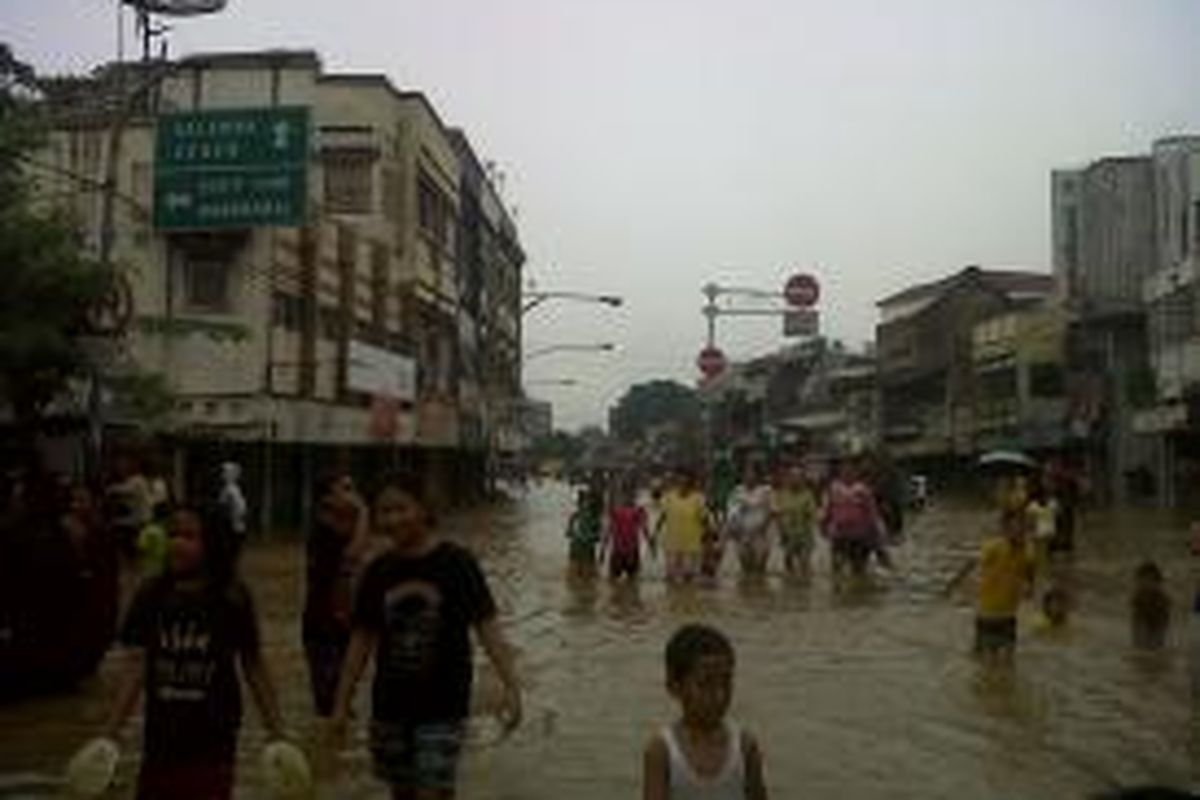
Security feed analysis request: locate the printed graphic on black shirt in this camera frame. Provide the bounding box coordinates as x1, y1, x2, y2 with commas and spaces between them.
382, 580, 443, 682
121, 578, 259, 757
354, 542, 496, 723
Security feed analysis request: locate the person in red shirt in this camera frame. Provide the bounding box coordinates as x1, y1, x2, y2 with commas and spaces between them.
603, 484, 651, 581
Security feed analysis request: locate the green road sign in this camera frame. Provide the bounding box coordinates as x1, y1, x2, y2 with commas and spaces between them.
154, 167, 306, 229
154, 106, 310, 229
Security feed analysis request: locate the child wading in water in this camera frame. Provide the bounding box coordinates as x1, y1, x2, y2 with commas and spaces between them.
566, 488, 603, 579
643, 624, 768, 800
772, 466, 818, 578
973, 496, 1035, 665
1130, 560, 1171, 650
331, 480, 521, 799
1031, 586, 1071, 638
101, 504, 285, 800
603, 484, 652, 580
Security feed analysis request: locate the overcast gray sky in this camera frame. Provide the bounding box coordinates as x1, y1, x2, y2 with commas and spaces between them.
7, 0, 1200, 429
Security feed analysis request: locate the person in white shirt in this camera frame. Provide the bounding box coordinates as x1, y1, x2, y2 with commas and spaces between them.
643, 624, 768, 800
217, 462, 248, 555
724, 464, 773, 577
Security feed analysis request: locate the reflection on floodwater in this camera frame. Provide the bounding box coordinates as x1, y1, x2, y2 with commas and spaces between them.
0, 481, 1193, 798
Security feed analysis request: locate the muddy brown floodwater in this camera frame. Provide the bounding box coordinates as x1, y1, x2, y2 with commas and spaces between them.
0, 481, 1193, 799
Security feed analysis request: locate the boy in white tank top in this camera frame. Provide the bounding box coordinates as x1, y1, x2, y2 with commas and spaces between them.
642, 624, 768, 800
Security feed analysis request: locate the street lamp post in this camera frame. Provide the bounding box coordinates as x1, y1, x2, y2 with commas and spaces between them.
523, 342, 617, 362
522, 290, 623, 315
525, 378, 581, 388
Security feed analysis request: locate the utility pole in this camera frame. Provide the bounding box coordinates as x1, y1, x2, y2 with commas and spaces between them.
87, 59, 174, 481
696, 273, 822, 484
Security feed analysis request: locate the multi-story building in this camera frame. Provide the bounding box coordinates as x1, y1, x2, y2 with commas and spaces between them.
971, 305, 1070, 453
701, 339, 876, 460
1051, 155, 1159, 503
1055, 158, 1158, 311
773, 341, 877, 457
876, 266, 1053, 470
449, 130, 524, 476
33, 50, 522, 524
1133, 137, 1200, 507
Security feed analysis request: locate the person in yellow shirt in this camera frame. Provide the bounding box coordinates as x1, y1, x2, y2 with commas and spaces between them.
975, 504, 1035, 664
658, 469, 709, 584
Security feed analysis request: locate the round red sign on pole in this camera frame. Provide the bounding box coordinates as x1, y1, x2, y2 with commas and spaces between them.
784, 273, 820, 308
697, 346, 727, 378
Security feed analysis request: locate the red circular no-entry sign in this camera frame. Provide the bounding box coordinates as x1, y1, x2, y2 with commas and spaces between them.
697, 346, 727, 378
784, 272, 820, 308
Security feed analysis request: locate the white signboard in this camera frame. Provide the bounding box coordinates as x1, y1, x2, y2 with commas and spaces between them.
124, 0, 228, 15
783, 309, 819, 338
347, 340, 416, 402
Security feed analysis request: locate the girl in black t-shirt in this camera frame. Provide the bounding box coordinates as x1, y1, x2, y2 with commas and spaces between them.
330, 480, 522, 799
99, 503, 286, 800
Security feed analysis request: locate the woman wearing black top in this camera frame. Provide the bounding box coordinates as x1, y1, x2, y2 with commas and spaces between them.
303, 472, 370, 717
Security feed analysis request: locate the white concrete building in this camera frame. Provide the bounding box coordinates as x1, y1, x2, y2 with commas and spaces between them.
34, 51, 523, 520
1133, 137, 1200, 506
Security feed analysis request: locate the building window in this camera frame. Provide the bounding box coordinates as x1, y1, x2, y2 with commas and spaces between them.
371, 241, 388, 328
324, 151, 374, 214
272, 291, 304, 332
1194, 201, 1200, 250
382, 167, 403, 224
319, 306, 342, 340
417, 171, 451, 247
1028, 363, 1065, 398
1181, 208, 1189, 258
184, 255, 231, 312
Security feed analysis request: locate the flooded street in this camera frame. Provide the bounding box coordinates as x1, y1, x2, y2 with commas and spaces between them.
0, 482, 1193, 799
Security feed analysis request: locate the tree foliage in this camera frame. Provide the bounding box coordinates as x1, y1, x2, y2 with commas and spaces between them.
609, 379, 701, 442
0, 43, 110, 425
530, 431, 584, 465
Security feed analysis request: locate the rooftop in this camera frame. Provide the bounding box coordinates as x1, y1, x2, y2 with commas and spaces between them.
877, 266, 1054, 308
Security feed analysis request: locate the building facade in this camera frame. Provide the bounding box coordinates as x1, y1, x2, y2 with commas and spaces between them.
1059, 158, 1159, 312
34, 51, 523, 524
1134, 137, 1200, 507
1051, 154, 1159, 504
971, 305, 1070, 453
876, 267, 1054, 469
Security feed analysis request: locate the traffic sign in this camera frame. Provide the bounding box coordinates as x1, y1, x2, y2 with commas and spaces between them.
784, 273, 820, 308
783, 308, 819, 338
697, 346, 727, 378
154, 106, 310, 229
154, 168, 306, 229
123, 0, 228, 15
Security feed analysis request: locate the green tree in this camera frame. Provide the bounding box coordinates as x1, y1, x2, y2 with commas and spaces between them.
609, 379, 700, 442
531, 431, 584, 465
0, 44, 109, 429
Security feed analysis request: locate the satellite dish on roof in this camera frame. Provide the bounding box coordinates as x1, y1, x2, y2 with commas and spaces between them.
123, 0, 228, 16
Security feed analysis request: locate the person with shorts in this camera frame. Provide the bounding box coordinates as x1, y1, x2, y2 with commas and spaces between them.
659, 470, 709, 584
604, 484, 650, 580
773, 465, 818, 578
565, 488, 604, 580
821, 458, 886, 579
330, 479, 522, 799
974, 495, 1035, 665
